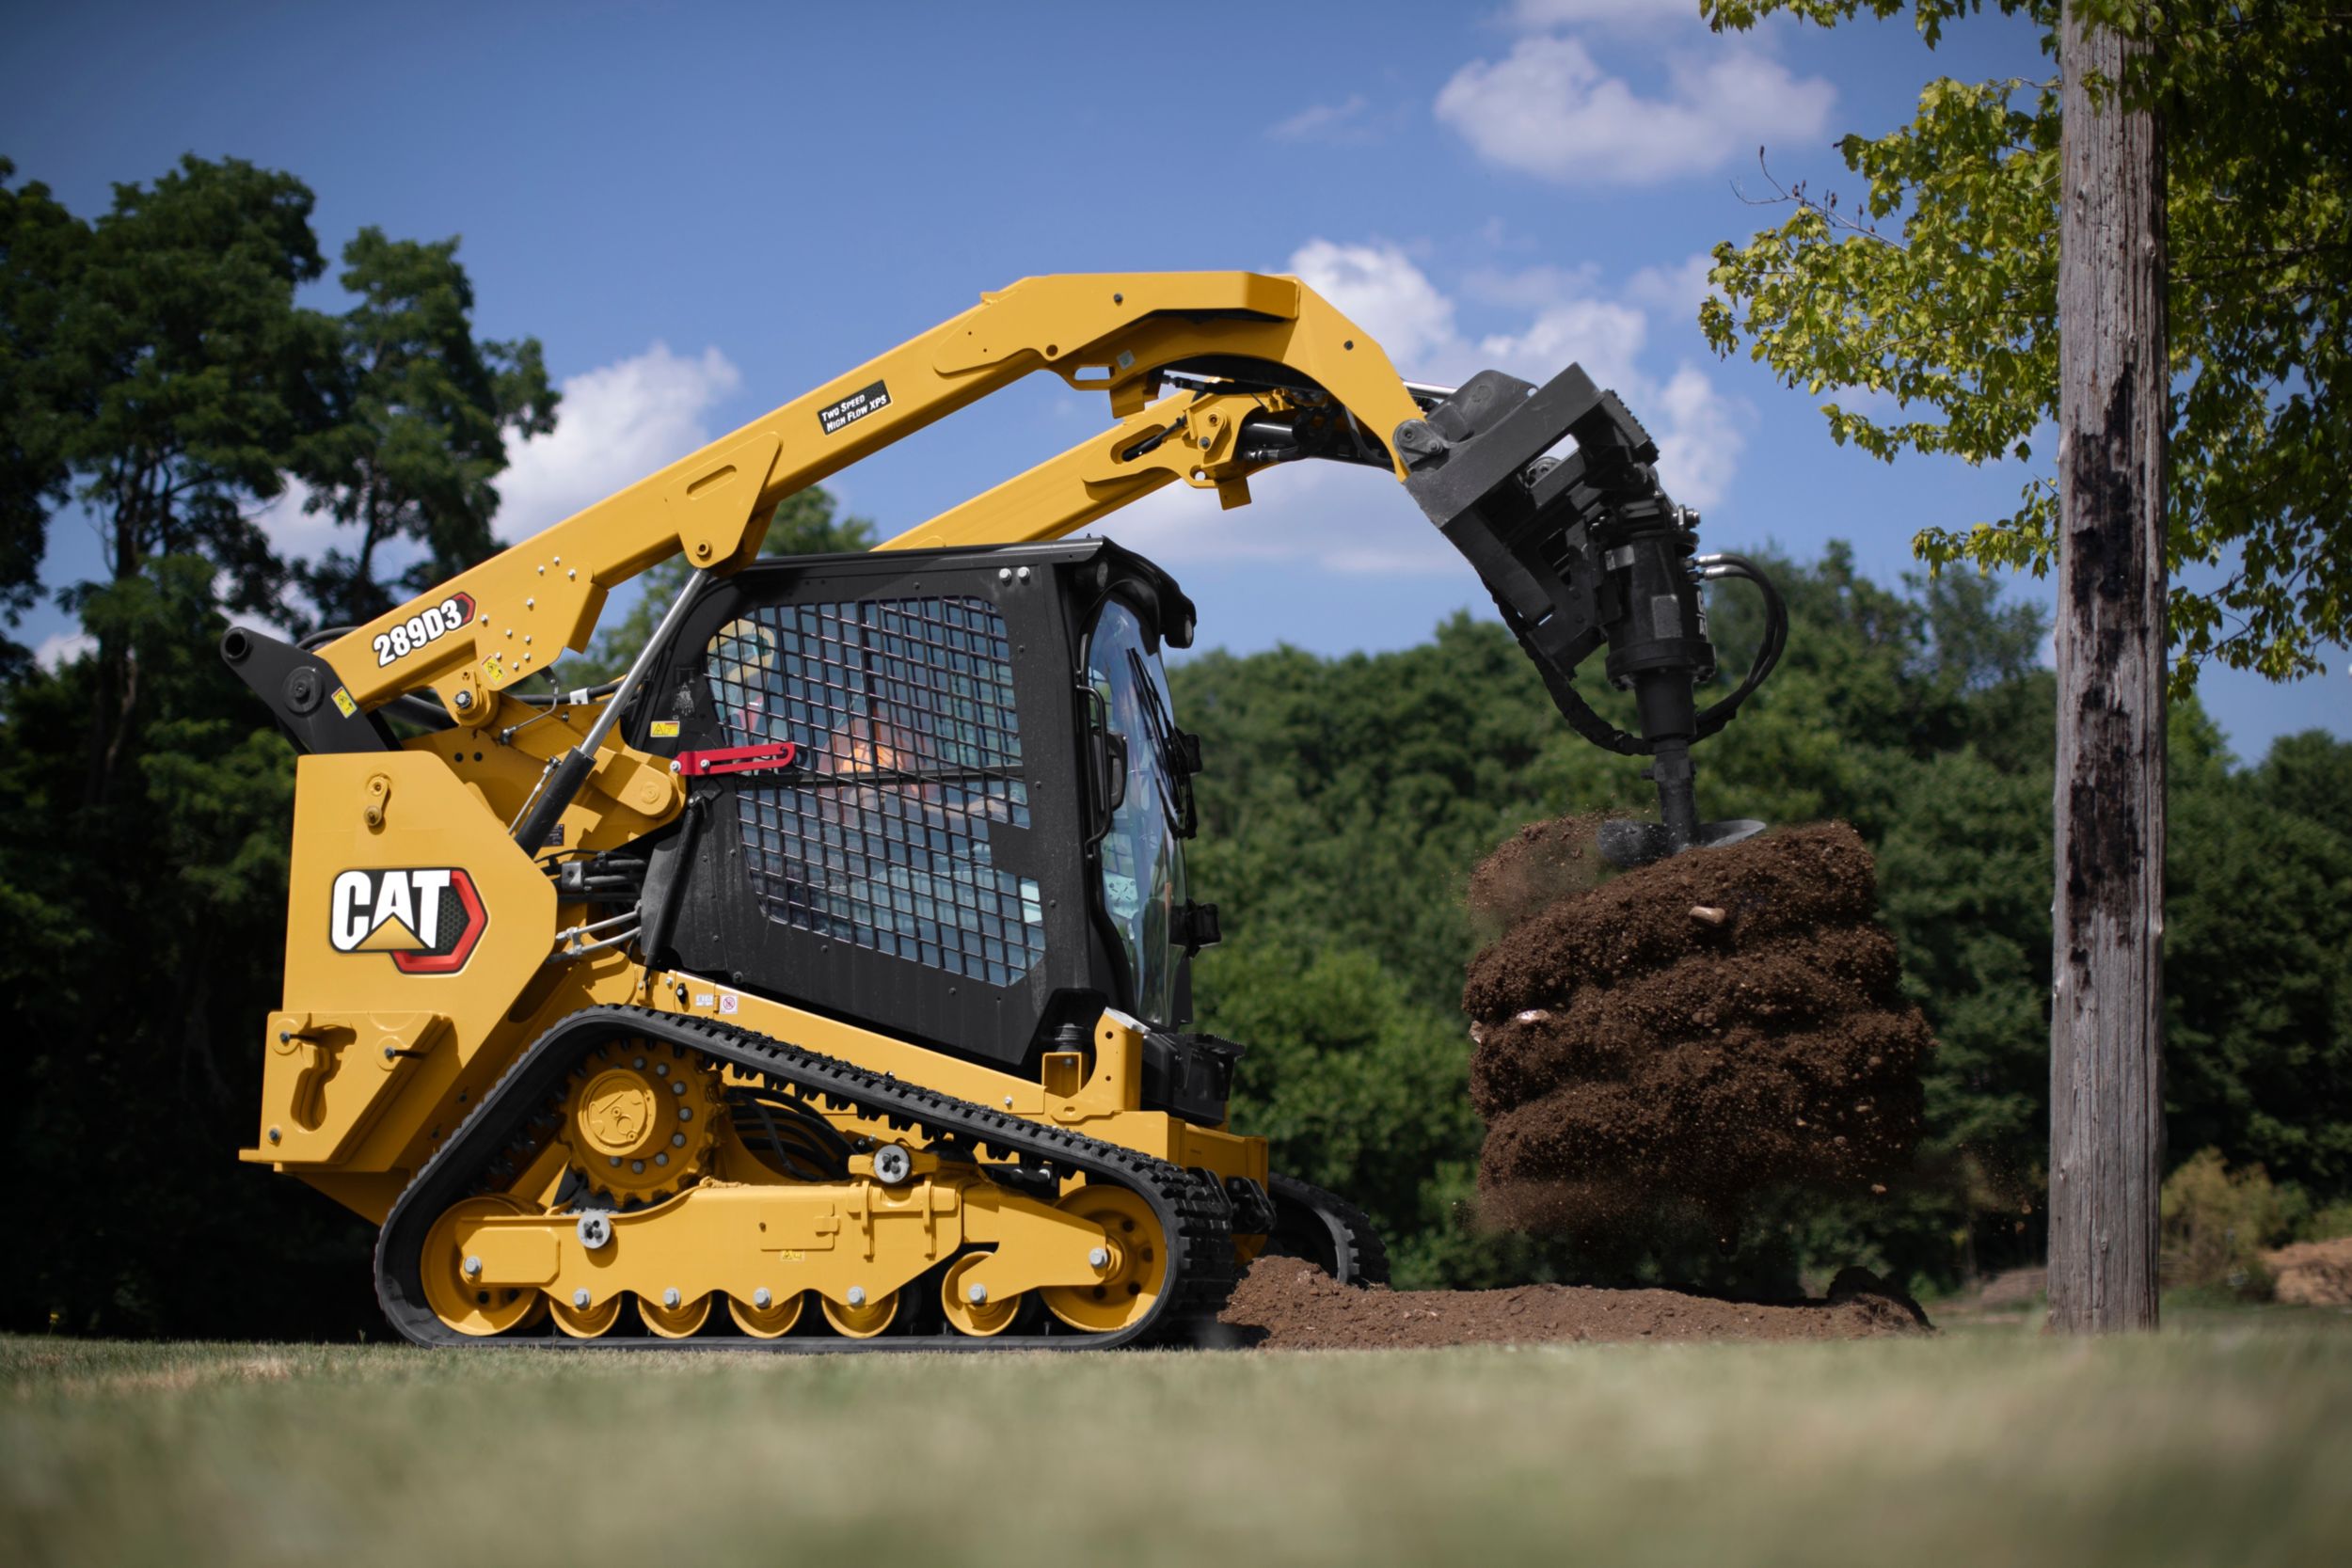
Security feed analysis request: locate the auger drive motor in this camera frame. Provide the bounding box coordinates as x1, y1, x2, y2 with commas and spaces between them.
224, 271, 1781, 1348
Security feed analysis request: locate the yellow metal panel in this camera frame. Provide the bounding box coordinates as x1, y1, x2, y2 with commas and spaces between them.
453, 1175, 1120, 1317
401, 694, 681, 854
245, 1010, 446, 1166
929, 271, 1298, 376
469, 1224, 560, 1285
263, 752, 556, 1178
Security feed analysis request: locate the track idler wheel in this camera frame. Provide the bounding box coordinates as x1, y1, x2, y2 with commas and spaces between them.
726, 1290, 805, 1338
419, 1194, 548, 1337
639, 1290, 713, 1339
1041, 1183, 1165, 1334
820, 1289, 899, 1338
940, 1255, 1020, 1338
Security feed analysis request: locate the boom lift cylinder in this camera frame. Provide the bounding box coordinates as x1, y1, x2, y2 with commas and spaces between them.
509, 567, 709, 850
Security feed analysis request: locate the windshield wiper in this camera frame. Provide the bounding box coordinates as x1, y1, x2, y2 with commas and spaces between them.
1126, 648, 1197, 837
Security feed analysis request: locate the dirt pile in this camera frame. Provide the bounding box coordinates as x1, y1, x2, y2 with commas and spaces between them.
2264, 1237, 2352, 1306
1465, 820, 1935, 1232
1973, 1266, 2049, 1309
1216, 1256, 1931, 1349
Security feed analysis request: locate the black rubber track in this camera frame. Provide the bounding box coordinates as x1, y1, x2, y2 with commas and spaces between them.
375, 1005, 1236, 1352
1264, 1172, 1391, 1288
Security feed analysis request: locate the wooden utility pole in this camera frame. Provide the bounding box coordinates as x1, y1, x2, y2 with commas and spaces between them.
2049, 0, 2169, 1333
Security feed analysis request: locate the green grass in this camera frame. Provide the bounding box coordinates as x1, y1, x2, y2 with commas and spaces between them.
8, 1312, 2351, 1568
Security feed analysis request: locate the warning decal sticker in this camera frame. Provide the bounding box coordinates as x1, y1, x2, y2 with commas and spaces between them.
818, 380, 891, 436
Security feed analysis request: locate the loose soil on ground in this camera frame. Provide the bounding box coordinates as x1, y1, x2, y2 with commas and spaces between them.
1463, 819, 1936, 1233
1216, 1256, 1931, 1348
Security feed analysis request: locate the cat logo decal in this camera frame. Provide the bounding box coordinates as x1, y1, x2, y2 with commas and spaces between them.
328, 867, 486, 974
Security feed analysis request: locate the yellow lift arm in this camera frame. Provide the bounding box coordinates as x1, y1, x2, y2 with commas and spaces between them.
315, 272, 1422, 723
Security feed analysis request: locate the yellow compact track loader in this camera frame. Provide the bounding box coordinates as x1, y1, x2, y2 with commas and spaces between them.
226, 272, 1783, 1347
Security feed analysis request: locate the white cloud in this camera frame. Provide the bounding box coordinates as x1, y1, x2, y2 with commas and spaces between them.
238, 344, 745, 574
1291, 241, 1743, 504
1644, 362, 1746, 513
35, 629, 93, 671
1476, 293, 1651, 393
1112, 240, 1751, 577
1288, 240, 1461, 372
1109, 459, 1468, 580
1505, 0, 1701, 31
1434, 33, 1835, 185
248, 476, 337, 565
1473, 294, 1743, 511
1267, 94, 1375, 143
1625, 253, 1719, 319
492, 342, 744, 543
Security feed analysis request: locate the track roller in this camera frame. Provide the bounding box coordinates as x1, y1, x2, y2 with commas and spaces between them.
941, 1255, 1021, 1338
549, 1289, 625, 1338
726, 1290, 805, 1338
821, 1289, 899, 1338
640, 1290, 714, 1338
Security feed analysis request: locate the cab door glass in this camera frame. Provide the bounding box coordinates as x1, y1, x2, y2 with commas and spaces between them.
1086, 601, 1187, 1026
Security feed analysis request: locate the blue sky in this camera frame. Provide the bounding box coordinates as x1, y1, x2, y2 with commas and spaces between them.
8, 0, 2344, 760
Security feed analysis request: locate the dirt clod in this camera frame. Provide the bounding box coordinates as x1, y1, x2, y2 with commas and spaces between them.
1216, 1256, 1932, 1349
2264, 1237, 2352, 1306
1466, 813, 1612, 936
1465, 820, 1935, 1233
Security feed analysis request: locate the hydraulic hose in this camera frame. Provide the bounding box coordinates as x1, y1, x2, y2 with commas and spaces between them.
510, 568, 709, 851
1690, 552, 1788, 740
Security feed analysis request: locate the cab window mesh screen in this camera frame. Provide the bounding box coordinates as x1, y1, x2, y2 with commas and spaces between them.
704, 595, 1045, 988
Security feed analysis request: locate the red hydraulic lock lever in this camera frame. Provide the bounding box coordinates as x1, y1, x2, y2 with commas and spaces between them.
674, 741, 800, 778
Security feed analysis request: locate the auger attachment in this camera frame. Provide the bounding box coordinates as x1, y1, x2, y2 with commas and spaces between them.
1395, 365, 1785, 868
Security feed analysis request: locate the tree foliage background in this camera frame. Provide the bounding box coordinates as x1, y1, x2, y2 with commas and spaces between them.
4, 143, 2347, 1334
1701, 0, 2352, 688
1181, 559, 2351, 1293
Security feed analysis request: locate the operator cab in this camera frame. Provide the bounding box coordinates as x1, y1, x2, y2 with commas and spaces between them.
628, 538, 1236, 1123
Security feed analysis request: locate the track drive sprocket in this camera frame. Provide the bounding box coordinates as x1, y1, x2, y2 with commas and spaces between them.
559, 1037, 723, 1204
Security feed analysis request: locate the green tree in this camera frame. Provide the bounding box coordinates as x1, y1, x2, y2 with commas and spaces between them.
0, 555, 378, 1337
1701, 0, 2352, 687
0, 161, 83, 668
0, 153, 568, 1337
2165, 722, 2352, 1189
34, 155, 335, 792
291, 228, 558, 628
